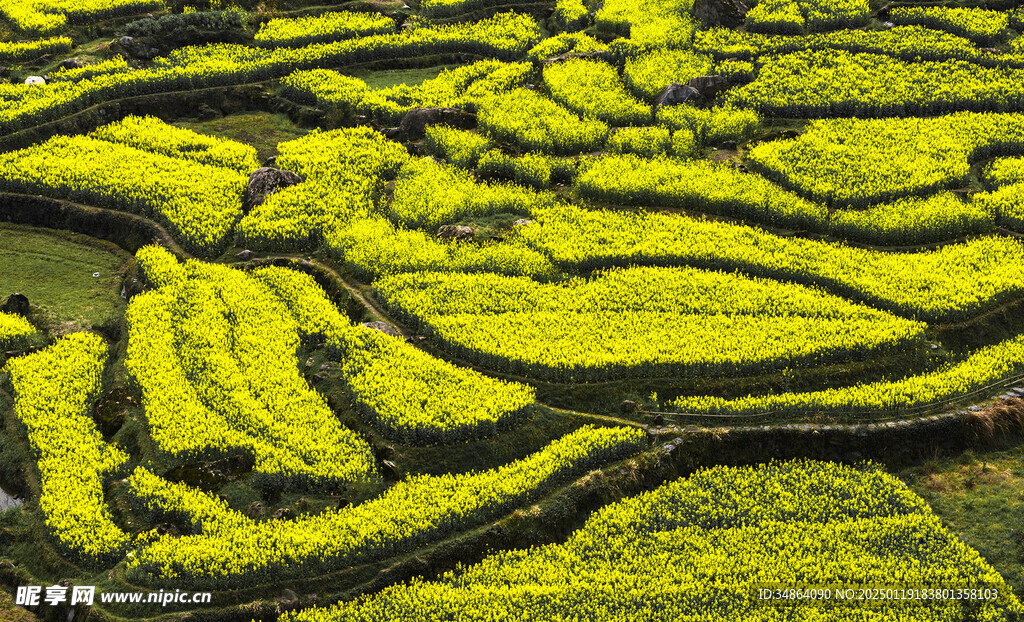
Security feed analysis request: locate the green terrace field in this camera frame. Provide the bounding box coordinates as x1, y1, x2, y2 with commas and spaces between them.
2, 0, 1024, 620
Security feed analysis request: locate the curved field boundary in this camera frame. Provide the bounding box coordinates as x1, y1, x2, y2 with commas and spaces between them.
0, 53, 492, 153
0, 84, 293, 154
424, 1, 553, 23
0, 193, 188, 257
50, 444, 668, 621
655, 402, 1024, 473
645, 374, 1024, 424
584, 199, 1002, 254
248, 255, 1024, 429
3, 200, 1017, 430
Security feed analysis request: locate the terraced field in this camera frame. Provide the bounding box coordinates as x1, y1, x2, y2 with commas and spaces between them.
1, 0, 1024, 620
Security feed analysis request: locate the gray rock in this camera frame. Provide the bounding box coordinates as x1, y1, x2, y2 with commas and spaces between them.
687, 75, 727, 98
512, 218, 534, 227
155, 523, 180, 537
620, 400, 639, 413
244, 167, 302, 213
437, 225, 476, 241
118, 36, 160, 59
236, 249, 255, 261
692, 0, 752, 28
272, 507, 294, 520
277, 588, 299, 612
0, 488, 23, 512
653, 84, 703, 112
661, 438, 684, 455
245, 501, 265, 519
540, 50, 614, 65
362, 321, 401, 338
197, 103, 219, 121
57, 58, 85, 71
399, 107, 476, 140
381, 460, 400, 480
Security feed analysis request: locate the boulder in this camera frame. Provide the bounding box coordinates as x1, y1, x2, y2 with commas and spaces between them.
653, 84, 702, 112
718, 140, 738, 150
197, 103, 219, 120
653, 414, 665, 425
1, 293, 29, 316
693, 0, 752, 28
57, 58, 85, 71
272, 507, 294, 520
662, 439, 684, 456
512, 218, 534, 227
118, 36, 160, 59
263, 155, 277, 167
540, 50, 614, 65
24, 76, 45, 86
620, 400, 639, 413
399, 107, 475, 140
381, 460, 400, 480
436, 225, 476, 241
277, 589, 299, 613
246, 501, 265, 519
361, 321, 401, 338
236, 249, 255, 261
244, 167, 302, 213
155, 523, 180, 537
687, 75, 727, 98
120, 277, 144, 301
